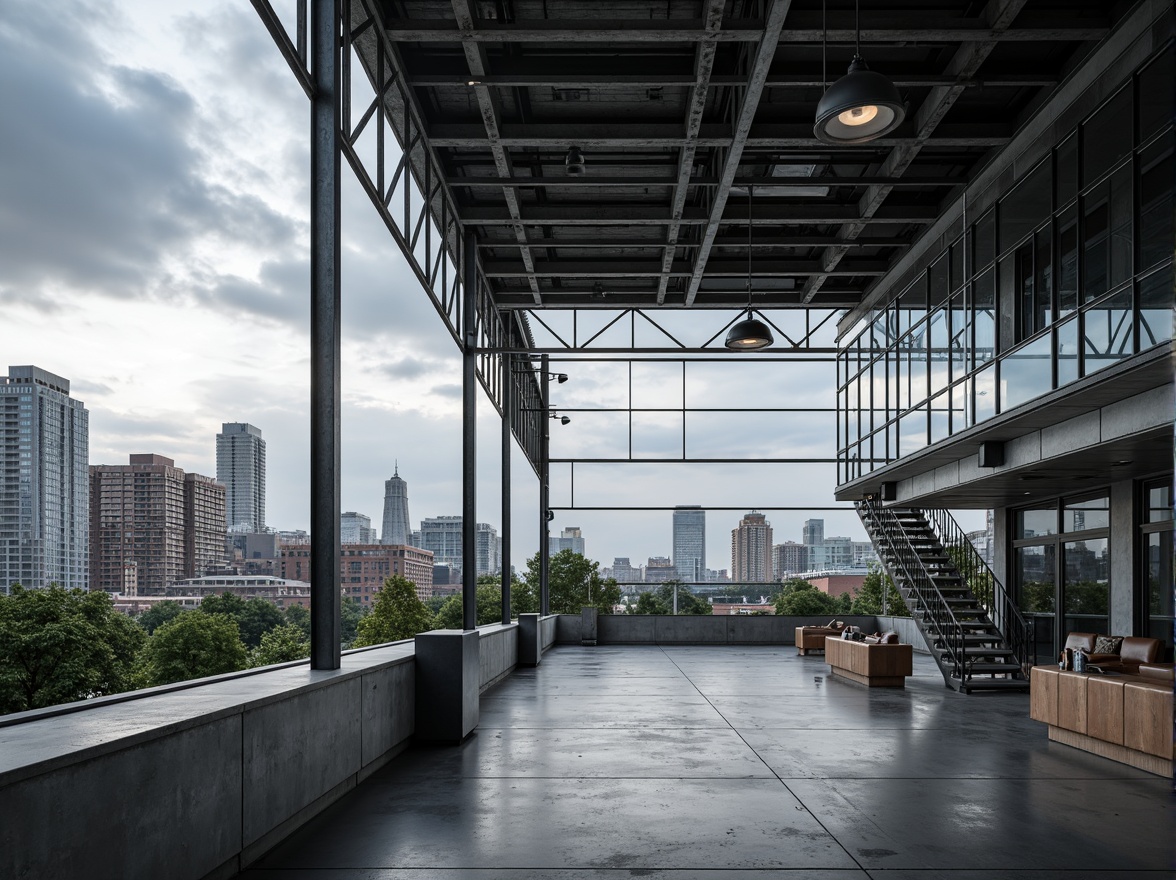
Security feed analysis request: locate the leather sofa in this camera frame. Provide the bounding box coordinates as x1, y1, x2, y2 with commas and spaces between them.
1063, 632, 1164, 673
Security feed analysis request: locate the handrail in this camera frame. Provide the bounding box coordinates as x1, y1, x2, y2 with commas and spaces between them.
922, 508, 1035, 672
856, 499, 965, 681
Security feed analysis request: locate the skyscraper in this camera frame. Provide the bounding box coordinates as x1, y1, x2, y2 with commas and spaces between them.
381, 465, 411, 545
672, 506, 706, 581
802, 518, 825, 569
0, 366, 89, 591
216, 423, 266, 532
548, 526, 585, 556
90, 455, 225, 594
417, 515, 463, 570
474, 522, 500, 576
731, 511, 773, 583
773, 541, 807, 578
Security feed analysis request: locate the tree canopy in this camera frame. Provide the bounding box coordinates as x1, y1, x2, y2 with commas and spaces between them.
850, 567, 909, 617
199, 593, 285, 648
0, 585, 145, 714
134, 612, 249, 687
435, 582, 507, 629
352, 576, 435, 646
137, 600, 187, 635
519, 549, 621, 615
250, 623, 311, 667
773, 578, 851, 616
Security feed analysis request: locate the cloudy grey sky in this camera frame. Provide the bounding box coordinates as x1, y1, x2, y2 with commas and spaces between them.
1, 1, 973, 574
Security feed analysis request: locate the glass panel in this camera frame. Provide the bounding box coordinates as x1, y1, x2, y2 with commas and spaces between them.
899, 407, 927, 456
1000, 335, 1052, 412
974, 209, 996, 270
1146, 531, 1174, 652
1064, 496, 1109, 532
1035, 226, 1053, 328
930, 255, 950, 307
1139, 269, 1173, 350
950, 379, 971, 432
1019, 508, 1057, 538
1057, 209, 1078, 317
1000, 160, 1051, 254
974, 363, 996, 423
973, 267, 996, 364
1017, 544, 1056, 666
909, 324, 928, 405
930, 392, 950, 445
950, 240, 964, 292
1082, 86, 1132, 186
1056, 316, 1079, 387
1082, 288, 1133, 375
928, 308, 949, 394
1056, 134, 1078, 207
1015, 243, 1034, 342
1062, 538, 1109, 639
949, 293, 968, 383
1138, 49, 1174, 143
1147, 481, 1173, 523
1082, 167, 1132, 302
1138, 135, 1173, 272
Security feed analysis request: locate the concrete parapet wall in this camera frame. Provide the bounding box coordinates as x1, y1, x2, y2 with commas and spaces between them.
874, 616, 932, 654
539, 614, 558, 652
556, 614, 882, 645
478, 622, 519, 691
0, 643, 417, 880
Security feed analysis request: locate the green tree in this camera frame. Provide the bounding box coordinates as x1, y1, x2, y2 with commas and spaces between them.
250, 623, 311, 667
519, 549, 620, 615
850, 567, 910, 617
135, 612, 248, 687
341, 595, 366, 647
284, 604, 311, 639
435, 582, 508, 629
632, 591, 668, 614
199, 593, 284, 649
773, 579, 844, 616
0, 585, 145, 714
424, 594, 450, 616
137, 600, 187, 635
352, 576, 435, 646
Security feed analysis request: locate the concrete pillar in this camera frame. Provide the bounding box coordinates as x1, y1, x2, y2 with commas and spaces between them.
1109, 478, 1135, 635
517, 613, 541, 666
581, 606, 598, 646
414, 630, 479, 744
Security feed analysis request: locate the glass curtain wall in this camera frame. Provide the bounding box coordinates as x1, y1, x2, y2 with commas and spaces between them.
1141, 479, 1174, 654
838, 47, 1174, 484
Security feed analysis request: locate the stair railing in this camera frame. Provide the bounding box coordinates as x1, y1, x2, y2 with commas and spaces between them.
856, 499, 965, 681
923, 508, 1035, 673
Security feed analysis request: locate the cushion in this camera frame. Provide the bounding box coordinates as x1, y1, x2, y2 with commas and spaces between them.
1064, 632, 1097, 652
879, 631, 899, 645
1119, 637, 1162, 664
1093, 635, 1123, 655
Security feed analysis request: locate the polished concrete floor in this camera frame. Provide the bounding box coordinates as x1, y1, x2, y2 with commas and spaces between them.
239, 645, 1173, 879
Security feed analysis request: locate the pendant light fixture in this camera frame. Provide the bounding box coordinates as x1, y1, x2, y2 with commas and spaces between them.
724, 185, 774, 351
814, 0, 905, 145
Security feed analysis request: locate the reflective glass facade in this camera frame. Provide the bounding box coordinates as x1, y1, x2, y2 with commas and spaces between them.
837, 48, 1174, 486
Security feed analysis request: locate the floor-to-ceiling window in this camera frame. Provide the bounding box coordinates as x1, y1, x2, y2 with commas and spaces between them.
1141, 478, 1174, 657
1014, 494, 1110, 664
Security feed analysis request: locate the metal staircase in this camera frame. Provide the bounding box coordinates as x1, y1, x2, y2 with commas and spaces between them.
856, 498, 1033, 693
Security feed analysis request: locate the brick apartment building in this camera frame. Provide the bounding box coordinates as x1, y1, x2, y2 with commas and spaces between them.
281, 543, 434, 604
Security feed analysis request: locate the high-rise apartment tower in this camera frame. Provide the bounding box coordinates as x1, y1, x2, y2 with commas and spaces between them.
216, 423, 266, 532
0, 366, 89, 591
731, 511, 774, 583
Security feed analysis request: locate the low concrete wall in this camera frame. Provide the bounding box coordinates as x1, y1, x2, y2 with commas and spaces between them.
478, 622, 519, 691
540, 613, 560, 650
559, 614, 882, 645
0, 643, 416, 880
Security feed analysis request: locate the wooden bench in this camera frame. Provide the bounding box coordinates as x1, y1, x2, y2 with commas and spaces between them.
794, 626, 841, 655
825, 637, 913, 687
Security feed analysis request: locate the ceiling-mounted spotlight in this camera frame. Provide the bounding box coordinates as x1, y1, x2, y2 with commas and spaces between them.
565, 145, 586, 175
813, 0, 905, 145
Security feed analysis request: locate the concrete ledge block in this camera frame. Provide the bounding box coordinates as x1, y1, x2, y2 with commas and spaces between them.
518, 614, 542, 667
414, 630, 479, 744
581, 607, 598, 645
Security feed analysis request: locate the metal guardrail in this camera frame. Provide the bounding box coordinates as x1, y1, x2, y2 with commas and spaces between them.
923, 508, 1036, 672
857, 499, 965, 682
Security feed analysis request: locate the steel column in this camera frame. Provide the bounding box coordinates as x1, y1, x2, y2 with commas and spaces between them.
309, 0, 341, 670
462, 232, 478, 631
500, 353, 512, 624
539, 354, 550, 615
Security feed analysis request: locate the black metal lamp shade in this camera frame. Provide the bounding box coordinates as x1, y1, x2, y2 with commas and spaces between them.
724, 314, 774, 351
814, 56, 905, 145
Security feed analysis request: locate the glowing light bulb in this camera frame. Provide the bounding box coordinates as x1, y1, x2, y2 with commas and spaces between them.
838, 104, 878, 126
